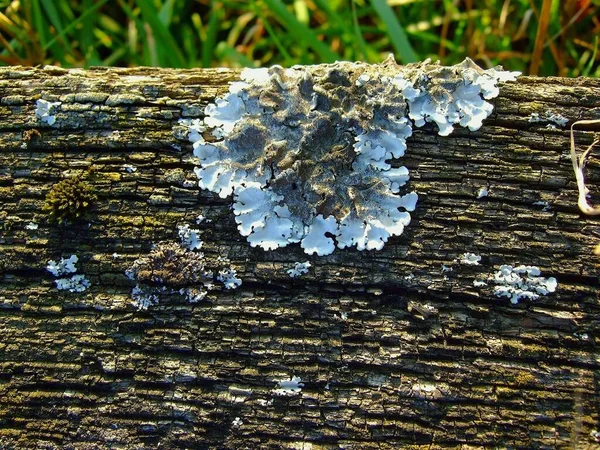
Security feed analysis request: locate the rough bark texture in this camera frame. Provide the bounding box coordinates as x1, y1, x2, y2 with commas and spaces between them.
0, 65, 599, 449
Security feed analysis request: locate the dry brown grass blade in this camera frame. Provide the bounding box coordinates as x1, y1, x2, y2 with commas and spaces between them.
570, 119, 600, 216
529, 0, 552, 75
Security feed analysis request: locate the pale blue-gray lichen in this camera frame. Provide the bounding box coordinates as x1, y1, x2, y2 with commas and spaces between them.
188, 57, 519, 255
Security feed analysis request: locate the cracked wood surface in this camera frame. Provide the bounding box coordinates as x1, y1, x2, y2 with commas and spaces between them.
0, 65, 599, 449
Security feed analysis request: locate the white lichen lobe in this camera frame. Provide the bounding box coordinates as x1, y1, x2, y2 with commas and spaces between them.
177, 224, 203, 251
35, 99, 61, 125
217, 268, 242, 289
287, 261, 311, 278
460, 253, 481, 265
272, 375, 304, 396
191, 57, 518, 255
46, 254, 90, 293
528, 111, 568, 128
492, 265, 557, 304
47, 255, 78, 276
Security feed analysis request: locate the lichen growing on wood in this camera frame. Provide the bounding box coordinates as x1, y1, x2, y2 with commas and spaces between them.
43, 177, 97, 224
188, 57, 519, 255
126, 242, 213, 287
126, 224, 242, 310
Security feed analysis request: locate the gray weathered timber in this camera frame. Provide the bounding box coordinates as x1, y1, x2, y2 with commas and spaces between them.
0, 65, 599, 449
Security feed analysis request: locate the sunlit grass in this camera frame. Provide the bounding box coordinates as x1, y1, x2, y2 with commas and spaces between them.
0, 0, 598, 76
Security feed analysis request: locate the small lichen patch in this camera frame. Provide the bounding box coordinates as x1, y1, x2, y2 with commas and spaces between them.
460, 253, 481, 265
122, 164, 137, 173
46, 254, 90, 293
35, 99, 61, 125
126, 242, 213, 287
126, 226, 242, 309
217, 268, 242, 289
231, 417, 243, 428
43, 177, 97, 224
528, 111, 568, 128
272, 376, 304, 397
54, 274, 91, 293
492, 265, 557, 304
47, 255, 78, 277
190, 57, 518, 255
177, 118, 206, 143
177, 224, 203, 251
131, 284, 159, 310
127, 242, 214, 310
287, 261, 311, 278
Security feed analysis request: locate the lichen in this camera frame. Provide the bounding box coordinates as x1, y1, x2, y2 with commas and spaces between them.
460, 253, 481, 265
46, 255, 78, 277
126, 242, 213, 287
25, 222, 38, 230
43, 177, 97, 224
35, 99, 61, 125
492, 265, 557, 304
126, 224, 242, 310
287, 261, 311, 278
177, 224, 203, 251
528, 111, 569, 128
189, 57, 519, 255
54, 274, 90, 293
46, 254, 90, 293
272, 375, 304, 397
217, 268, 242, 289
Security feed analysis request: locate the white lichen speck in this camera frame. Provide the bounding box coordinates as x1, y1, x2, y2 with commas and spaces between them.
460, 253, 481, 265
287, 261, 311, 278
46, 254, 90, 293
528, 111, 568, 128
54, 274, 91, 293
47, 255, 78, 277
217, 268, 242, 289
177, 224, 203, 251
189, 57, 519, 255
131, 284, 159, 310
122, 164, 137, 173
272, 375, 304, 396
492, 265, 557, 304
35, 99, 61, 126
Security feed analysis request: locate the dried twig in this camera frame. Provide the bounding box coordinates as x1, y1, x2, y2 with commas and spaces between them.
570, 119, 600, 215
570, 119, 600, 254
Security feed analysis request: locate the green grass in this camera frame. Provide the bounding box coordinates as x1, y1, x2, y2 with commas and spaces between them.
0, 0, 598, 76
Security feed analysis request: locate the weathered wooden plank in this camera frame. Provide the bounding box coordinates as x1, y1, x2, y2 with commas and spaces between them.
0, 65, 599, 449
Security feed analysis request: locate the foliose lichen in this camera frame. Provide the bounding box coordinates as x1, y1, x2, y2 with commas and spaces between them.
460, 253, 481, 265
126, 242, 213, 287
217, 268, 242, 289
287, 261, 311, 278
43, 177, 97, 224
46, 254, 90, 293
126, 224, 241, 310
272, 375, 304, 397
492, 265, 557, 304
189, 57, 519, 255
35, 99, 61, 126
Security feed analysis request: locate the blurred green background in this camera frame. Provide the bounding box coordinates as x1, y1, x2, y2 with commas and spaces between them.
0, 0, 598, 76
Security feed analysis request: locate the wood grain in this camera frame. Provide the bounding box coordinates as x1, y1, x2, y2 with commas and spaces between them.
0, 65, 599, 449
